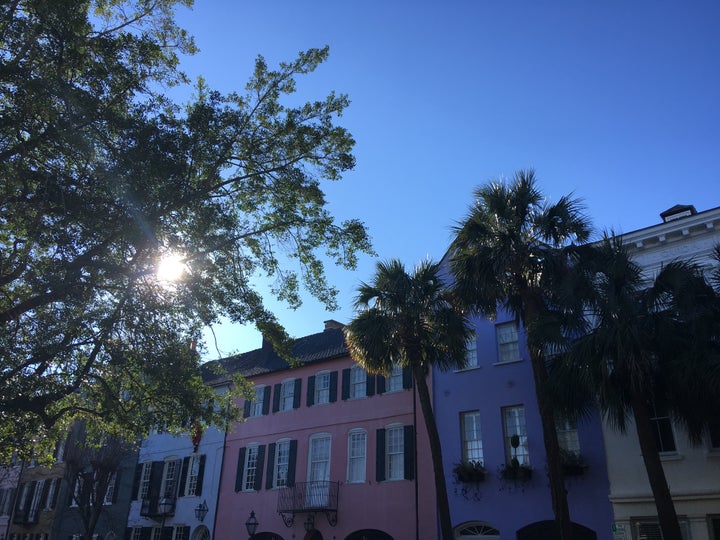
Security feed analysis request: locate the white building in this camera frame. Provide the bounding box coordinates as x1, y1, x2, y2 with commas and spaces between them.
604, 204, 720, 540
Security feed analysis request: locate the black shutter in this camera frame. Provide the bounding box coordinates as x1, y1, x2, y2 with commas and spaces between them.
132, 464, 142, 501
67, 478, 75, 507
196, 455, 206, 496
112, 470, 121, 503
243, 400, 251, 418
272, 384, 281, 413
148, 461, 164, 508
402, 366, 413, 389
287, 440, 298, 487
39, 479, 50, 509
404, 425, 415, 480
254, 445, 265, 491
366, 373, 375, 396
140, 527, 152, 540
293, 379, 302, 409
265, 444, 276, 490
306, 376, 316, 406
161, 526, 173, 540
124, 528, 132, 540
262, 386, 271, 415
235, 448, 246, 492
178, 457, 190, 498
50, 479, 60, 509
329, 371, 338, 403
341, 368, 351, 400
376, 374, 386, 395
376, 429, 386, 482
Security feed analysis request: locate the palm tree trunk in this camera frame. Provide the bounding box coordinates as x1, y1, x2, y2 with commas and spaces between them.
411, 361, 454, 540
630, 391, 684, 540
529, 347, 573, 540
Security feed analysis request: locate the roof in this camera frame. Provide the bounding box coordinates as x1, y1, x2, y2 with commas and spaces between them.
201, 326, 348, 384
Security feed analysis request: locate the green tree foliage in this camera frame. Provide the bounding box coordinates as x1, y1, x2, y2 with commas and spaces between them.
551, 238, 720, 540
344, 259, 472, 540
450, 170, 591, 540
0, 0, 372, 460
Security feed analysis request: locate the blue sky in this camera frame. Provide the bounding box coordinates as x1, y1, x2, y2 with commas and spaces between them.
172, 1, 720, 358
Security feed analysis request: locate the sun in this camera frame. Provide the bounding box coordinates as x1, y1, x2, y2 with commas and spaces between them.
156, 253, 187, 282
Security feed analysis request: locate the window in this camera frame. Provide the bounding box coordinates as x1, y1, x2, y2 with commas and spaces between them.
386, 365, 404, 392
273, 440, 291, 488
102, 472, 116, 505
502, 406, 529, 465
151, 528, 163, 540
314, 371, 331, 405
161, 458, 181, 498
45, 479, 58, 510
183, 454, 205, 496
465, 332, 478, 368
556, 416, 580, 455
139, 461, 152, 500
633, 519, 690, 540
496, 322, 520, 363
130, 528, 142, 540
649, 400, 676, 453
386, 426, 405, 480
243, 445, 259, 491
280, 380, 295, 411
461, 411, 483, 464
347, 430, 366, 483
709, 516, 720, 540
251, 386, 267, 417
173, 526, 189, 540
350, 366, 366, 399
28, 480, 43, 521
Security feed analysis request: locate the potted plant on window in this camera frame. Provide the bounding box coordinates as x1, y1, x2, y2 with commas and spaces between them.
559, 449, 588, 476
453, 460, 487, 483
500, 434, 532, 481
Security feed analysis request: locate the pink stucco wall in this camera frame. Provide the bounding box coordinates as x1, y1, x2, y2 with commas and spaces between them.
214, 354, 437, 540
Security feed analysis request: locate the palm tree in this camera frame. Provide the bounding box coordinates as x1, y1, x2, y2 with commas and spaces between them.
555, 236, 720, 540
344, 259, 472, 540
450, 170, 591, 540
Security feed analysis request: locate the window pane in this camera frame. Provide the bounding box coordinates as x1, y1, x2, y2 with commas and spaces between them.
244, 447, 258, 491
316, 372, 330, 404
649, 401, 676, 453
502, 406, 529, 465
350, 367, 366, 399
465, 333, 478, 368
496, 323, 520, 363
386, 427, 404, 480
387, 365, 403, 392
347, 431, 366, 482
274, 441, 290, 488
556, 417, 580, 455
280, 381, 294, 411
252, 387, 264, 417
461, 411, 483, 463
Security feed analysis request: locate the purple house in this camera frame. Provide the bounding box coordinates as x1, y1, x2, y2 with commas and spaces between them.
433, 312, 613, 540
213, 320, 438, 540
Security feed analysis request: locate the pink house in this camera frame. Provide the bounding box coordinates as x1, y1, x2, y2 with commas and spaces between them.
212, 320, 437, 540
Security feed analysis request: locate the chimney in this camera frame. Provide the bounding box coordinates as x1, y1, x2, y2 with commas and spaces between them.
324, 319, 344, 331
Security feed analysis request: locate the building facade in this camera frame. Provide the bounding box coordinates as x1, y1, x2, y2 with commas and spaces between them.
213, 320, 437, 540
433, 310, 613, 540
601, 205, 720, 540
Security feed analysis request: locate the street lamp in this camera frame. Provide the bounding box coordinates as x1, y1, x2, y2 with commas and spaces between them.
245, 510, 258, 538
158, 497, 174, 530
304, 514, 315, 532
194, 500, 208, 522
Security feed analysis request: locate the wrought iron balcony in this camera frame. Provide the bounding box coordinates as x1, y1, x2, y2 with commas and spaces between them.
277, 481, 339, 527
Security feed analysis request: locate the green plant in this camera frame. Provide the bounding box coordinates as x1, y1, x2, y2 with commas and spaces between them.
453, 460, 487, 483
500, 434, 532, 481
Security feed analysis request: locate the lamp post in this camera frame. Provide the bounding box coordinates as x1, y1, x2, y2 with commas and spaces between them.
194, 500, 208, 522
158, 497, 174, 532
245, 510, 258, 538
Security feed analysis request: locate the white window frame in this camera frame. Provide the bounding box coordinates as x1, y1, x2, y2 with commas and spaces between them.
184, 454, 203, 496
242, 444, 259, 491
496, 322, 520, 364
139, 461, 152, 500
273, 439, 291, 488
279, 379, 295, 412
386, 365, 403, 392
465, 332, 478, 368
28, 480, 43, 521
314, 371, 331, 405
173, 526, 188, 540
151, 528, 163, 540
385, 424, 404, 481
103, 472, 116, 505
461, 411, 483, 464
350, 366, 366, 399
160, 457, 181, 498
649, 401, 677, 454
131, 527, 143, 540
502, 405, 529, 465
251, 386, 266, 417
44, 479, 57, 510
556, 416, 580, 455
347, 429, 366, 483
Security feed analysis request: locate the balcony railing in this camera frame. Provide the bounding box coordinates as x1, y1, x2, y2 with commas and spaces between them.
277, 481, 339, 527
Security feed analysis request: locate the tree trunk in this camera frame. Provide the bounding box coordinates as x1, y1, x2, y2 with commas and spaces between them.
529, 347, 573, 540
524, 296, 573, 540
411, 361, 454, 540
630, 391, 683, 540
